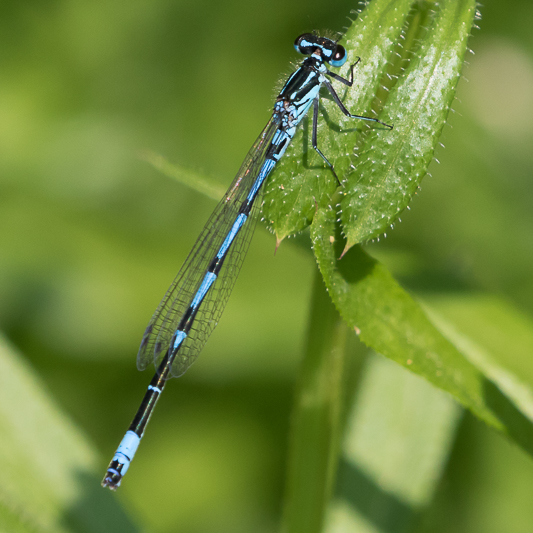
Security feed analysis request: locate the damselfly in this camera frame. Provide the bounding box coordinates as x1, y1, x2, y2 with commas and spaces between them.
102, 33, 392, 490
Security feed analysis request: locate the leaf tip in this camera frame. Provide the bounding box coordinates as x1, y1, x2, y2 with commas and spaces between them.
274, 235, 284, 255
339, 239, 356, 259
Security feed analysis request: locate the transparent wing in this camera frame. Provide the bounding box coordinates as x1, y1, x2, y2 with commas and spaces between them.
137, 117, 280, 377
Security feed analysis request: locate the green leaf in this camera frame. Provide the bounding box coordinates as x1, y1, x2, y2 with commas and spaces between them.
0, 335, 139, 533
310, 205, 533, 458
340, 0, 477, 251
262, 0, 477, 254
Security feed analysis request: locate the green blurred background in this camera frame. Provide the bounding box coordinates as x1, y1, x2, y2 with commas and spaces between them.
1, 0, 533, 531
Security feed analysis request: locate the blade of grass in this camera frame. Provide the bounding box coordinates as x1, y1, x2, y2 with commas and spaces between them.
325, 354, 462, 533
282, 269, 364, 533
0, 335, 139, 533
141, 149, 226, 201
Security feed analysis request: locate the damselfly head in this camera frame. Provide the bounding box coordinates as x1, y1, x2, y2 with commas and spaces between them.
294, 33, 347, 68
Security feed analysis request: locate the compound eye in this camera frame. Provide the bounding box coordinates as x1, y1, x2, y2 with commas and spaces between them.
329, 44, 347, 67
294, 33, 317, 55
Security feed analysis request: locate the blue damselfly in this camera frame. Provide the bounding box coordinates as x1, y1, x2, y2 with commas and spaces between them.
102, 33, 392, 490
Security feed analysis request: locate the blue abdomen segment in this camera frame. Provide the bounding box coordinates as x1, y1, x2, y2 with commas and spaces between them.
217, 213, 248, 259
247, 159, 276, 202
191, 272, 217, 309
172, 329, 188, 352
109, 430, 141, 482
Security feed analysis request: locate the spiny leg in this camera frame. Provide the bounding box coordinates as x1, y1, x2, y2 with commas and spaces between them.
325, 60, 393, 130
312, 96, 341, 186
326, 57, 360, 87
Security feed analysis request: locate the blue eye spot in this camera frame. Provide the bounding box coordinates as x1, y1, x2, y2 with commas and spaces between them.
329, 44, 347, 67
